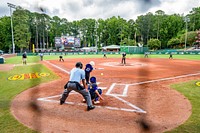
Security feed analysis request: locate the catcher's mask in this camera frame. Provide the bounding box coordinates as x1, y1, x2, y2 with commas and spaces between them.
75, 62, 83, 69
90, 76, 96, 83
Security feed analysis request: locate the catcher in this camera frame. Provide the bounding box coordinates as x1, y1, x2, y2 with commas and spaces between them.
84, 76, 104, 104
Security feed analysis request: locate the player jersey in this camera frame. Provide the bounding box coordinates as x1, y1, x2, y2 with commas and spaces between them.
85, 64, 93, 73
122, 53, 126, 58
88, 83, 98, 94
22, 53, 27, 58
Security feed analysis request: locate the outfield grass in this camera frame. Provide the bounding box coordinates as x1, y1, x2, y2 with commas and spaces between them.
4, 54, 200, 64
167, 80, 200, 133
41, 54, 200, 60
1, 54, 200, 132
0, 63, 59, 132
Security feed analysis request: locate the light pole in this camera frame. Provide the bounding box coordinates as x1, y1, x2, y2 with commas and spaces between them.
7, 3, 16, 54
184, 16, 190, 51
95, 21, 98, 49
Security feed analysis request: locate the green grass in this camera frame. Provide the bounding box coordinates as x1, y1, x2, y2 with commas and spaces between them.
167, 80, 200, 133
1, 54, 200, 132
0, 63, 59, 132
148, 54, 200, 60
5, 56, 40, 64
5, 54, 200, 64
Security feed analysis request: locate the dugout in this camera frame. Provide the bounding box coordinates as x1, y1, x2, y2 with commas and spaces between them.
120, 46, 148, 54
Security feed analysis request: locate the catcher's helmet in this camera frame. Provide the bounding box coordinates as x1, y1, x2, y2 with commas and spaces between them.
90, 76, 96, 83
75, 62, 83, 69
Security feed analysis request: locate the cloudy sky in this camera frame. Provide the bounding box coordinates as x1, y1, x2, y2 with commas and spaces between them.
1, 0, 200, 21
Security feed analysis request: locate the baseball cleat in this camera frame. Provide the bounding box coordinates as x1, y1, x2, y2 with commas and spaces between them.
94, 101, 100, 104
60, 99, 65, 105
87, 105, 95, 111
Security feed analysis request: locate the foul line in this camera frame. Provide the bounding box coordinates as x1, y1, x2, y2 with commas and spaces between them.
127, 72, 200, 86
104, 72, 200, 114
106, 72, 200, 97
44, 60, 70, 74
37, 94, 146, 113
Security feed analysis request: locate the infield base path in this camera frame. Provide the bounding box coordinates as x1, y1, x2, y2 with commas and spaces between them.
11, 57, 200, 133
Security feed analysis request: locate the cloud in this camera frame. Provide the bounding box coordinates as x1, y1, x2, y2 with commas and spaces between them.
149, 0, 200, 15
57, 0, 161, 20
0, 0, 199, 21
0, 5, 9, 17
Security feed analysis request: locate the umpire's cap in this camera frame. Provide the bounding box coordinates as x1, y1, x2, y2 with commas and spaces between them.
75, 62, 83, 69
90, 76, 96, 83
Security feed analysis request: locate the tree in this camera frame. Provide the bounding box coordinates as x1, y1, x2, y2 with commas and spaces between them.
13, 7, 31, 52
148, 39, 161, 50
167, 38, 181, 48
0, 16, 12, 52
136, 12, 155, 46
180, 31, 197, 47
188, 7, 200, 31
2, 5, 200, 53
155, 10, 165, 40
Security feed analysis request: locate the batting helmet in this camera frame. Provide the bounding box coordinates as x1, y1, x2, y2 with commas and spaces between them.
89, 61, 95, 66
90, 76, 96, 83
75, 62, 83, 69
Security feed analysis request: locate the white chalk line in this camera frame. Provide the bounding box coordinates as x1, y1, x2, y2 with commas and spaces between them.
111, 95, 146, 113
44, 60, 70, 74
42, 61, 200, 114
106, 83, 128, 97
37, 94, 145, 113
127, 72, 200, 86
105, 83, 146, 113
105, 73, 200, 98
104, 72, 200, 114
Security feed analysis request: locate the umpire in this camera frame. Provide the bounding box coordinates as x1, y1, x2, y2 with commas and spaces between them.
60, 62, 95, 111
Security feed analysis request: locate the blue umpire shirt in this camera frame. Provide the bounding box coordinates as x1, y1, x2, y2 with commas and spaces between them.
69, 68, 85, 82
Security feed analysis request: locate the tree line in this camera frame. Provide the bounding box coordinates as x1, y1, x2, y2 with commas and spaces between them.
0, 6, 200, 53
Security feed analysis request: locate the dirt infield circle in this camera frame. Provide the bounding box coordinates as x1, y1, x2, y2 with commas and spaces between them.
11, 58, 200, 133
101, 62, 147, 67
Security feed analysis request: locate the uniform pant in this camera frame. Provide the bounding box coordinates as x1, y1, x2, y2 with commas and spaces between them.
22, 58, 27, 64
121, 57, 126, 64
85, 72, 90, 84
90, 89, 102, 101
60, 82, 93, 107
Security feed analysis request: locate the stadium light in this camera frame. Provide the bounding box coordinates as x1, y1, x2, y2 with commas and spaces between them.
184, 16, 190, 51
7, 3, 16, 54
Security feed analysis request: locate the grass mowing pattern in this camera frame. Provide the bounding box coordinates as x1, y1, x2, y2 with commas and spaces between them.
0, 64, 59, 133
166, 80, 200, 133
8, 54, 200, 61
5, 56, 40, 64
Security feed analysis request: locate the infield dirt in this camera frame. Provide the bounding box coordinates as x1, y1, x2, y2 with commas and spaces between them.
11, 57, 200, 133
